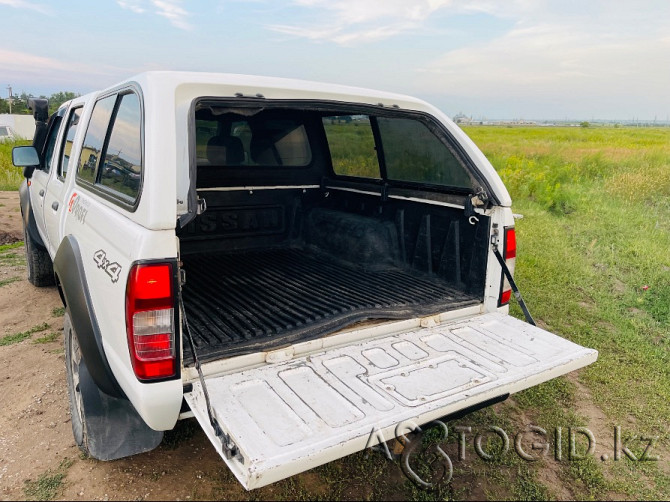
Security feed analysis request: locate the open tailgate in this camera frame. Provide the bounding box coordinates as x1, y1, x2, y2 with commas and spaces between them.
184, 312, 597, 489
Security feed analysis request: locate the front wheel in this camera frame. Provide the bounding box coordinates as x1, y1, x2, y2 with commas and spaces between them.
23, 225, 54, 287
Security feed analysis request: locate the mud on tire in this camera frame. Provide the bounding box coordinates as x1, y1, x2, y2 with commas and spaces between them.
64, 311, 90, 455
63, 311, 164, 460
24, 225, 54, 287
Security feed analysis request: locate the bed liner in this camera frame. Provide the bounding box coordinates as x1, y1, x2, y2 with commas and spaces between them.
181, 246, 479, 363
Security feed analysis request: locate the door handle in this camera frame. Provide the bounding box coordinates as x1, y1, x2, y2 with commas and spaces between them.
52, 201, 59, 211
39, 189, 45, 197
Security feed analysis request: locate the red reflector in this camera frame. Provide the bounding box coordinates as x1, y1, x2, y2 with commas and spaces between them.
505, 228, 516, 260
499, 226, 516, 307
137, 359, 176, 380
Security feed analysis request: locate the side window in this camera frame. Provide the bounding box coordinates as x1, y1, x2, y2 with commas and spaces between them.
42, 115, 63, 173
76, 91, 143, 205
98, 93, 142, 201
58, 107, 82, 179
322, 115, 380, 179
77, 95, 116, 184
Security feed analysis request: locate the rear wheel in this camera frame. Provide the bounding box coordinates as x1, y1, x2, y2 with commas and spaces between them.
23, 225, 54, 287
63, 310, 164, 460
64, 311, 89, 454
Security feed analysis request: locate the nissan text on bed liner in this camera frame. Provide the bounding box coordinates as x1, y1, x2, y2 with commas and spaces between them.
13, 72, 597, 489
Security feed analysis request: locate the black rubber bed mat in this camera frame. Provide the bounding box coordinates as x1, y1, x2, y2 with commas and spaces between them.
181, 247, 479, 364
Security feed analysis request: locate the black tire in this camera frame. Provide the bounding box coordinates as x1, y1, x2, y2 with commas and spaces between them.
64, 311, 90, 455
23, 225, 54, 287
63, 310, 164, 460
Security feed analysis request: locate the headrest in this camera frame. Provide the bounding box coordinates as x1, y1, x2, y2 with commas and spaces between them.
206, 135, 245, 165
250, 131, 280, 165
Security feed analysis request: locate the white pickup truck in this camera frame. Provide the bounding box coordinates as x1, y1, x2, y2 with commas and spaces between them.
13, 72, 597, 489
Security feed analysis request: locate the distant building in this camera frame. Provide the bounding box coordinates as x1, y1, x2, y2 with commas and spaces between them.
452, 113, 473, 125
0, 114, 35, 139
508, 119, 538, 126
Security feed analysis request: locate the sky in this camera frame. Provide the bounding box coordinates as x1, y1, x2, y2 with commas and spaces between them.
1, 0, 669, 120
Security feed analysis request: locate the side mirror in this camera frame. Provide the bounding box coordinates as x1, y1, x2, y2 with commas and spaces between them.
12, 146, 40, 178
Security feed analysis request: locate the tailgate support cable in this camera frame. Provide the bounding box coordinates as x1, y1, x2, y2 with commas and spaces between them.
179, 291, 239, 460
492, 247, 536, 326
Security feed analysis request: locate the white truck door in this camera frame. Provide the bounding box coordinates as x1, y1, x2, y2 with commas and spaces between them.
43, 105, 84, 256
184, 311, 597, 490
30, 108, 66, 247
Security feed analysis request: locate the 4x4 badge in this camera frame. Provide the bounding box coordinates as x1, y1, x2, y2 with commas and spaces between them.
93, 249, 122, 283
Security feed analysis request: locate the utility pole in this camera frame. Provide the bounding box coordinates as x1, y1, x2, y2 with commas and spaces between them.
6, 85, 12, 114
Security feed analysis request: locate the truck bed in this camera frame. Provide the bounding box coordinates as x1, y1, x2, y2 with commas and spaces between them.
181, 246, 479, 363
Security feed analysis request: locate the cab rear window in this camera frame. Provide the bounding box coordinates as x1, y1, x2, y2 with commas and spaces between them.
195, 112, 311, 168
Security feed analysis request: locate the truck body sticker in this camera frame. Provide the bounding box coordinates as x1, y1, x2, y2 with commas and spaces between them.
68, 192, 89, 224
93, 249, 122, 283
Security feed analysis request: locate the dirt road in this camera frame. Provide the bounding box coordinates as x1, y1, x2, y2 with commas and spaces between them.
0, 192, 266, 501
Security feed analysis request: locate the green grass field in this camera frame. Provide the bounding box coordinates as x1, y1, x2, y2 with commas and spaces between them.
0, 140, 29, 190
462, 126, 670, 500
1, 127, 668, 499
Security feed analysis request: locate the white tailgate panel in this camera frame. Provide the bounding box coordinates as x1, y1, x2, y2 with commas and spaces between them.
184, 312, 597, 489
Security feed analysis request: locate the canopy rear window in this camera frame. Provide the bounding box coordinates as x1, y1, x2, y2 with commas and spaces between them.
193, 102, 475, 191
322, 114, 473, 189
377, 117, 472, 188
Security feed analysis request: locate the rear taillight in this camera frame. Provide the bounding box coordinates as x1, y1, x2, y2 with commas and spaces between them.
499, 227, 516, 306
126, 263, 176, 381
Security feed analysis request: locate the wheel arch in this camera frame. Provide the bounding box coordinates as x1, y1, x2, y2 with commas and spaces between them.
54, 235, 126, 398
19, 180, 47, 250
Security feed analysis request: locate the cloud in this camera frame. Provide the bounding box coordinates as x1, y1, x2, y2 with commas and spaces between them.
418, 19, 669, 95
117, 0, 145, 14
0, 0, 50, 14
271, 21, 419, 45
116, 0, 192, 30
0, 49, 89, 74
151, 0, 192, 30
413, 3, 670, 118
267, 0, 669, 118
0, 49, 133, 91
289, 0, 450, 24
269, 0, 457, 45
265, 0, 565, 45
